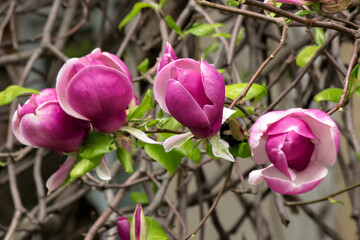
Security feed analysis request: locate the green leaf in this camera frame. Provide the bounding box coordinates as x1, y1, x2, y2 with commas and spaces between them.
159, 0, 168, 8
230, 142, 251, 158
201, 41, 220, 59
69, 155, 103, 181
230, 107, 254, 118
127, 89, 154, 121
137, 58, 149, 74
0, 85, 39, 106
79, 132, 115, 159
296, 45, 319, 68
212, 32, 232, 38
314, 28, 325, 46
226, 0, 240, 6
225, 83, 268, 101
184, 23, 224, 37
328, 198, 344, 205
146, 216, 169, 240
165, 15, 183, 37
119, 3, 159, 30
348, 64, 360, 100
116, 147, 134, 174
312, 2, 320, 12
206, 144, 221, 160
130, 192, 149, 204
314, 88, 342, 103
144, 144, 181, 175
236, 28, 245, 45
174, 139, 201, 164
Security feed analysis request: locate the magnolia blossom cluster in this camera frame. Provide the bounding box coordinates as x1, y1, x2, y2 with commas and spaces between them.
11, 43, 340, 196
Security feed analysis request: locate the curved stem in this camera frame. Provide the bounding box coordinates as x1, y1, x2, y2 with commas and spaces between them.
285, 182, 360, 206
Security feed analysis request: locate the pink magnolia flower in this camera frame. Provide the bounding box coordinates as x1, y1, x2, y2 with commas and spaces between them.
56, 48, 133, 133
12, 88, 90, 153
154, 43, 225, 139
248, 108, 340, 195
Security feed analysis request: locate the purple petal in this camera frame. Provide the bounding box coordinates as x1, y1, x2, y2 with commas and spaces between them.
291, 109, 339, 166
154, 58, 200, 113
157, 42, 178, 73
19, 101, 89, 153
66, 65, 133, 133
12, 106, 32, 146
266, 116, 318, 140
99, 52, 132, 82
117, 216, 131, 240
165, 79, 211, 138
265, 133, 294, 179
282, 131, 315, 171
56, 58, 89, 121
261, 161, 328, 195
177, 68, 212, 109
46, 155, 76, 195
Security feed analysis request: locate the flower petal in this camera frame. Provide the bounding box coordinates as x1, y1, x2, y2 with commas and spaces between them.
46, 155, 76, 195
163, 132, 194, 152
66, 65, 133, 133
165, 79, 211, 138
154, 58, 200, 113
261, 161, 328, 195
291, 109, 340, 166
56, 58, 88, 121
95, 158, 111, 180
19, 101, 89, 153
117, 216, 131, 240
157, 42, 178, 73
120, 126, 162, 144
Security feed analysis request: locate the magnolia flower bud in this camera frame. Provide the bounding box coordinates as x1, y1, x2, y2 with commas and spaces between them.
12, 88, 89, 153
56, 48, 133, 133
154, 43, 225, 139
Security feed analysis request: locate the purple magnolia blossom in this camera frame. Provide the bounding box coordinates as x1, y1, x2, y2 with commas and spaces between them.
117, 216, 131, 240
248, 108, 340, 195
154, 44, 225, 139
12, 88, 90, 153
56, 48, 133, 133
131, 204, 147, 240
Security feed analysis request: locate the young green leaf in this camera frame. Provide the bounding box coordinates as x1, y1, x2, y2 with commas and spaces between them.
144, 144, 182, 175
208, 135, 234, 162
236, 28, 245, 45
314, 28, 325, 46
313, 88, 342, 103
145, 216, 169, 240
130, 192, 149, 204
69, 155, 103, 181
328, 198, 344, 205
0, 85, 39, 106
119, 3, 159, 30
225, 0, 240, 6
116, 147, 134, 174
296, 45, 319, 68
212, 32, 232, 38
225, 83, 268, 101
184, 23, 224, 37
230, 142, 252, 158
137, 58, 149, 74
127, 89, 154, 121
347, 64, 360, 100
79, 132, 115, 159
165, 15, 183, 37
